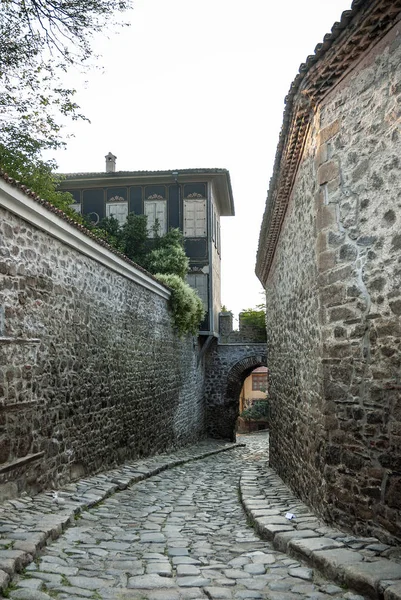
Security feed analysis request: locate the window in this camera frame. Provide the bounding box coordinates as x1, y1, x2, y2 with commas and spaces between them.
184, 194, 206, 237
187, 273, 208, 310
106, 196, 128, 225
144, 195, 167, 237
70, 203, 82, 214
252, 373, 267, 391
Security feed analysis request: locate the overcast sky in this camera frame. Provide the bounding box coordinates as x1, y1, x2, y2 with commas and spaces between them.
53, 0, 351, 322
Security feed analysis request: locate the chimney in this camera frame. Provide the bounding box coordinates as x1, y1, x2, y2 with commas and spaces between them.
105, 152, 117, 173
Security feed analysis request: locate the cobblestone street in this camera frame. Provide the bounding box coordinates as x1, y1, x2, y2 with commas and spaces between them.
7, 433, 369, 600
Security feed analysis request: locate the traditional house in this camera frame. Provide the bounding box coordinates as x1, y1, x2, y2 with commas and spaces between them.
256, 0, 401, 543
60, 155, 235, 336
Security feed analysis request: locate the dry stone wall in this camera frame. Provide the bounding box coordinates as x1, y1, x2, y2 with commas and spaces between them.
266, 27, 401, 544
0, 189, 205, 500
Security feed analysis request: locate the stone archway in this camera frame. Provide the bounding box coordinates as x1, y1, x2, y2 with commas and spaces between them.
205, 342, 267, 440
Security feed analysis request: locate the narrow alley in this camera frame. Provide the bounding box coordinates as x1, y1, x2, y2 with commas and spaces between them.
4, 434, 370, 600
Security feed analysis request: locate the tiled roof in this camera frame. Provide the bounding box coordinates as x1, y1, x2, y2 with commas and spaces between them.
62, 167, 230, 178
256, 0, 401, 285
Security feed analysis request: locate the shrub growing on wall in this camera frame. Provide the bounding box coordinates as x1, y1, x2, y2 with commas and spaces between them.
155, 273, 205, 336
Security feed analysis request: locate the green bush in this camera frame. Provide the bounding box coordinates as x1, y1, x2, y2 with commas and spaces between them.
147, 245, 189, 280
155, 273, 205, 336
240, 400, 269, 421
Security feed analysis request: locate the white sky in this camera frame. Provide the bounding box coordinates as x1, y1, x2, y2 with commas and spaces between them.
52, 0, 351, 322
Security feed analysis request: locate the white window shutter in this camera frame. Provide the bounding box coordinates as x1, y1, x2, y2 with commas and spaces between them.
145, 200, 167, 237
184, 199, 206, 237
106, 202, 128, 225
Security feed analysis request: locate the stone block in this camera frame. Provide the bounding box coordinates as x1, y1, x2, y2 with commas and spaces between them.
318, 161, 340, 185
318, 251, 336, 273
256, 522, 294, 540
317, 231, 327, 253
0, 569, 9, 593
329, 305, 359, 322
318, 120, 341, 146
317, 205, 337, 230
385, 582, 401, 600
315, 144, 328, 168
288, 536, 344, 559
343, 560, 401, 598
274, 529, 319, 553
311, 548, 363, 583
320, 283, 345, 307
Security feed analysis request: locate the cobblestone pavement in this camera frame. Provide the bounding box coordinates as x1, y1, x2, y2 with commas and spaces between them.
8, 433, 369, 600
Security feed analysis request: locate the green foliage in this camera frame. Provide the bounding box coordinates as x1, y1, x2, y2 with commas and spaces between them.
147, 245, 189, 280
147, 229, 189, 279
155, 273, 205, 336
95, 215, 124, 251
240, 400, 269, 422
0, 0, 130, 199
239, 304, 267, 342
0, 145, 81, 220
120, 214, 149, 267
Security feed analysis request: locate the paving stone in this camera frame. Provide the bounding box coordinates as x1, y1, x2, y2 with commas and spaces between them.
243, 563, 265, 575
51, 586, 93, 597
67, 576, 115, 590
140, 532, 166, 543
128, 574, 176, 588
146, 562, 173, 576
319, 584, 344, 595
224, 569, 249, 579
16, 579, 44, 591
0, 568, 10, 592
9, 591, 53, 600
288, 566, 313, 580
176, 564, 201, 576
177, 576, 211, 587
385, 583, 401, 600
0, 433, 381, 600
204, 586, 233, 599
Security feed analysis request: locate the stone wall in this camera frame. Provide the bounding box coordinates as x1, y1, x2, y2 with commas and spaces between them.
265, 25, 401, 543
265, 121, 326, 513
0, 179, 205, 500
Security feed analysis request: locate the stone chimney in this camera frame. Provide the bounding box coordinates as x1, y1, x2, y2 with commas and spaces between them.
105, 152, 117, 173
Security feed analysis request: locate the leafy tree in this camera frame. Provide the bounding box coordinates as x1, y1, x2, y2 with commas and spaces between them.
0, 0, 131, 197
96, 215, 123, 249
120, 213, 149, 268
239, 304, 267, 342
0, 145, 80, 219
147, 228, 189, 280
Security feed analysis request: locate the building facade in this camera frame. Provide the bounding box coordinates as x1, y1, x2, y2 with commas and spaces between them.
256, 0, 401, 543
60, 156, 234, 336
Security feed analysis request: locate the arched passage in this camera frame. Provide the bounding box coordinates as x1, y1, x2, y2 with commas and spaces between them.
222, 356, 267, 440
205, 344, 267, 441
